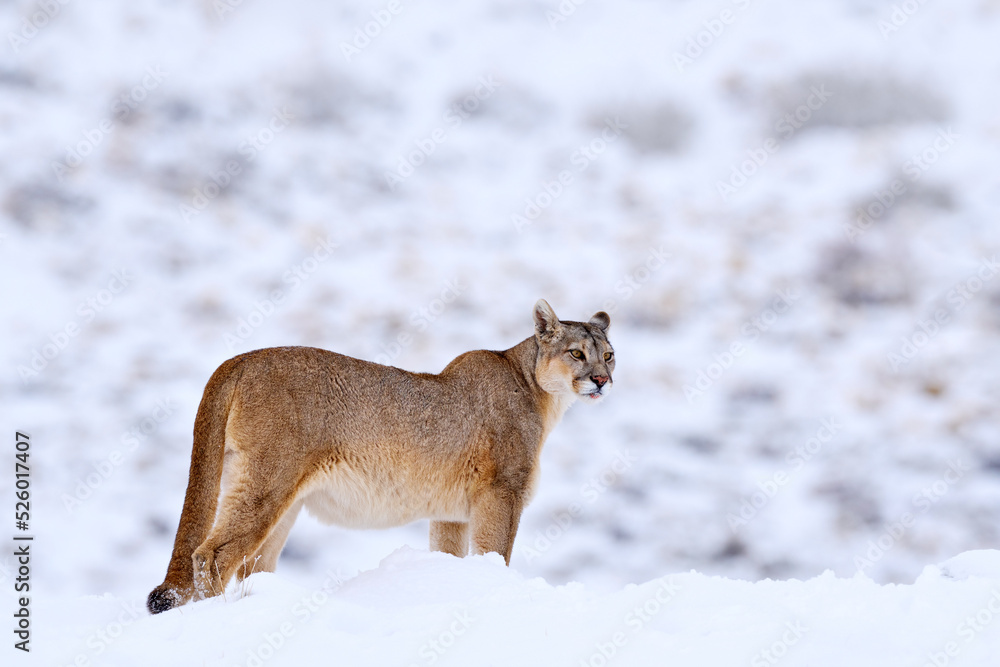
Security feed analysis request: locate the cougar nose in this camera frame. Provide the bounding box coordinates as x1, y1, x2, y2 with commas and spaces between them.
592, 375, 609, 388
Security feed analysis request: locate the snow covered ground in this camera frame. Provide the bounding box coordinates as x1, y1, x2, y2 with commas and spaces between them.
9, 548, 1000, 666
2, 0, 1000, 661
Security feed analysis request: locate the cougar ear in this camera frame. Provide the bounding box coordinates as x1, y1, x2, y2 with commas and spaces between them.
589, 311, 611, 332
533, 299, 560, 338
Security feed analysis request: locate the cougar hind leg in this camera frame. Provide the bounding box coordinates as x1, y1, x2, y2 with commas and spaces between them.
190, 445, 305, 600
237, 499, 304, 580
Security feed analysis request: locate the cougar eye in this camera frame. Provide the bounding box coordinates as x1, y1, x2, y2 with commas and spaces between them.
569, 349, 585, 360
604, 352, 613, 362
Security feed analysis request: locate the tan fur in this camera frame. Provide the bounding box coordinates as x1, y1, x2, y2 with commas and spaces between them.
147, 299, 614, 613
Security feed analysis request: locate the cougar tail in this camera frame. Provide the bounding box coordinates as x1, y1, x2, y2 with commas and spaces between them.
147, 357, 242, 614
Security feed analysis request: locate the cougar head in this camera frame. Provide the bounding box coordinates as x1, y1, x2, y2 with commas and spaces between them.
532, 298, 614, 402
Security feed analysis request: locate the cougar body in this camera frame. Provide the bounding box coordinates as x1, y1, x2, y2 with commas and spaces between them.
147, 299, 614, 613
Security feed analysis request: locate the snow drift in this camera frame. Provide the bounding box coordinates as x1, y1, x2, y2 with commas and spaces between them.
16, 548, 1000, 667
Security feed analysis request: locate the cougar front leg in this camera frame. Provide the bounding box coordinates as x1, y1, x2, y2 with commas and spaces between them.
430, 521, 470, 557
470, 488, 524, 564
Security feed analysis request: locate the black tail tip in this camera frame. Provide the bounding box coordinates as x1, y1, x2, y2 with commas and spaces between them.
147, 586, 180, 615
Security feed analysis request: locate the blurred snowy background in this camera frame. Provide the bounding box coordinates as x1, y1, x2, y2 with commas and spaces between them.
1, 0, 999, 602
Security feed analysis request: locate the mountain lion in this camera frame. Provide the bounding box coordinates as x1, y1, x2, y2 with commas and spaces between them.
147, 299, 614, 614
